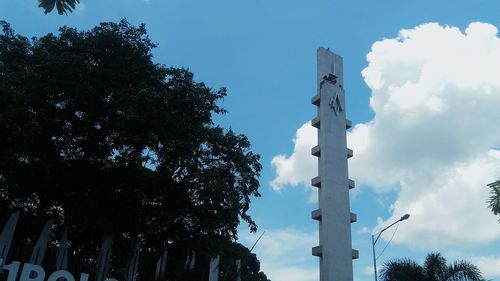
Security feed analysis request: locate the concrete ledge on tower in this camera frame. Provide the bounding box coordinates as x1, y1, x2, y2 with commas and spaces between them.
350, 212, 357, 223
348, 179, 355, 189
311, 208, 322, 221
311, 95, 320, 106
311, 145, 321, 157
312, 176, 321, 188
312, 245, 323, 257
347, 148, 353, 158
346, 119, 352, 129
352, 249, 359, 260
311, 116, 320, 128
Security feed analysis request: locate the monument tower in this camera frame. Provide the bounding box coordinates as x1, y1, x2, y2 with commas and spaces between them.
311, 47, 358, 281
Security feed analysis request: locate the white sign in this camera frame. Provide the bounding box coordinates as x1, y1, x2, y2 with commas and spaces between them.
0, 259, 118, 281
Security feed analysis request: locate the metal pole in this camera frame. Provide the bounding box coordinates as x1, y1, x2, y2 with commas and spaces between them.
372, 235, 377, 281
371, 214, 409, 281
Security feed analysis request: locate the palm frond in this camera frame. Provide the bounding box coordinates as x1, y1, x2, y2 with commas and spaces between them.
381, 253, 485, 281
487, 180, 500, 221
380, 258, 424, 281
444, 261, 483, 281
38, 0, 80, 15
424, 252, 447, 281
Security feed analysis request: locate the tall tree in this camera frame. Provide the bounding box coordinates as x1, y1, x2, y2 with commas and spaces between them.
380, 252, 484, 281
488, 180, 500, 222
38, 0, 80, 14
0, 18, 262, 270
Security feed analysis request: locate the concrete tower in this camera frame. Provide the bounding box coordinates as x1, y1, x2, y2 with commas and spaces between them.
311, 47, 358, 281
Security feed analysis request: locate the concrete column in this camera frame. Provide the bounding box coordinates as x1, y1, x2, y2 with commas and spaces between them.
124, 241, 141, 281
155, 250, 168, 281
311, 47, 358, 281
96, 236, 113, 281
208, 256, 220, 281
30, 219, 54, 265
55, 230, 69, 271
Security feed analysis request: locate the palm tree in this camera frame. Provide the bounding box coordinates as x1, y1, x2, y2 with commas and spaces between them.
488, 180, 500, 222
380, 252, 484, 281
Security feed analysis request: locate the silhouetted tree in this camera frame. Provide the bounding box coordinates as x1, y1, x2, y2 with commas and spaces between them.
0, 19, 263, 276
380, 252, 484, 281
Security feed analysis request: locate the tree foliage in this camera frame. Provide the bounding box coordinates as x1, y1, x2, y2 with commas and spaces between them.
487, 180, 500, 222
38, 0, 80, 15
380, 252, 484, 281
0, 18, 263, 277
218, 241, 271, 281
165, 240, 270, 281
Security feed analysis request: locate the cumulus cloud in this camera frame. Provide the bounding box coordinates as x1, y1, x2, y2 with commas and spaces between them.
474, 256, 500, 277
359, 22, 500, 248
271, 22, 500, 249
384, 150, 500, 248
352, 22, 500, 192
270, 122, 316, 190
239, 229, 318, 281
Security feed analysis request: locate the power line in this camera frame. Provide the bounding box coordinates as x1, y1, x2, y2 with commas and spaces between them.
376, 223, 399, 260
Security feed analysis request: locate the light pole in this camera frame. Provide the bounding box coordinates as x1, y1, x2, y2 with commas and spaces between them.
371, 214, 410, 281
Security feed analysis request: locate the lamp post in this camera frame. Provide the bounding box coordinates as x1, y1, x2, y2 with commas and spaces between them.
371, 214, 410, 281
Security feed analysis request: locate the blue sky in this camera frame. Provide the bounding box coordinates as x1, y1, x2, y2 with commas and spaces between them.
2, 1, 500, 280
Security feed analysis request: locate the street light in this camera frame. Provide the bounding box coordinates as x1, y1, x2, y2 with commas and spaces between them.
371, 214, 410, 281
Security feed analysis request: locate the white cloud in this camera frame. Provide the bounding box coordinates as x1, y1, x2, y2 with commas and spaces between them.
474, 256, 500, 278
384, 150, 500, 248
359, 22, 500, 248
264, 268, 318, 281
361, 266, 375, 277
239, 229, 318, 281
76, 1, 86, 12
271, 22, 500, 249
352, 22, 500, 193
270, 122, 316, 191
